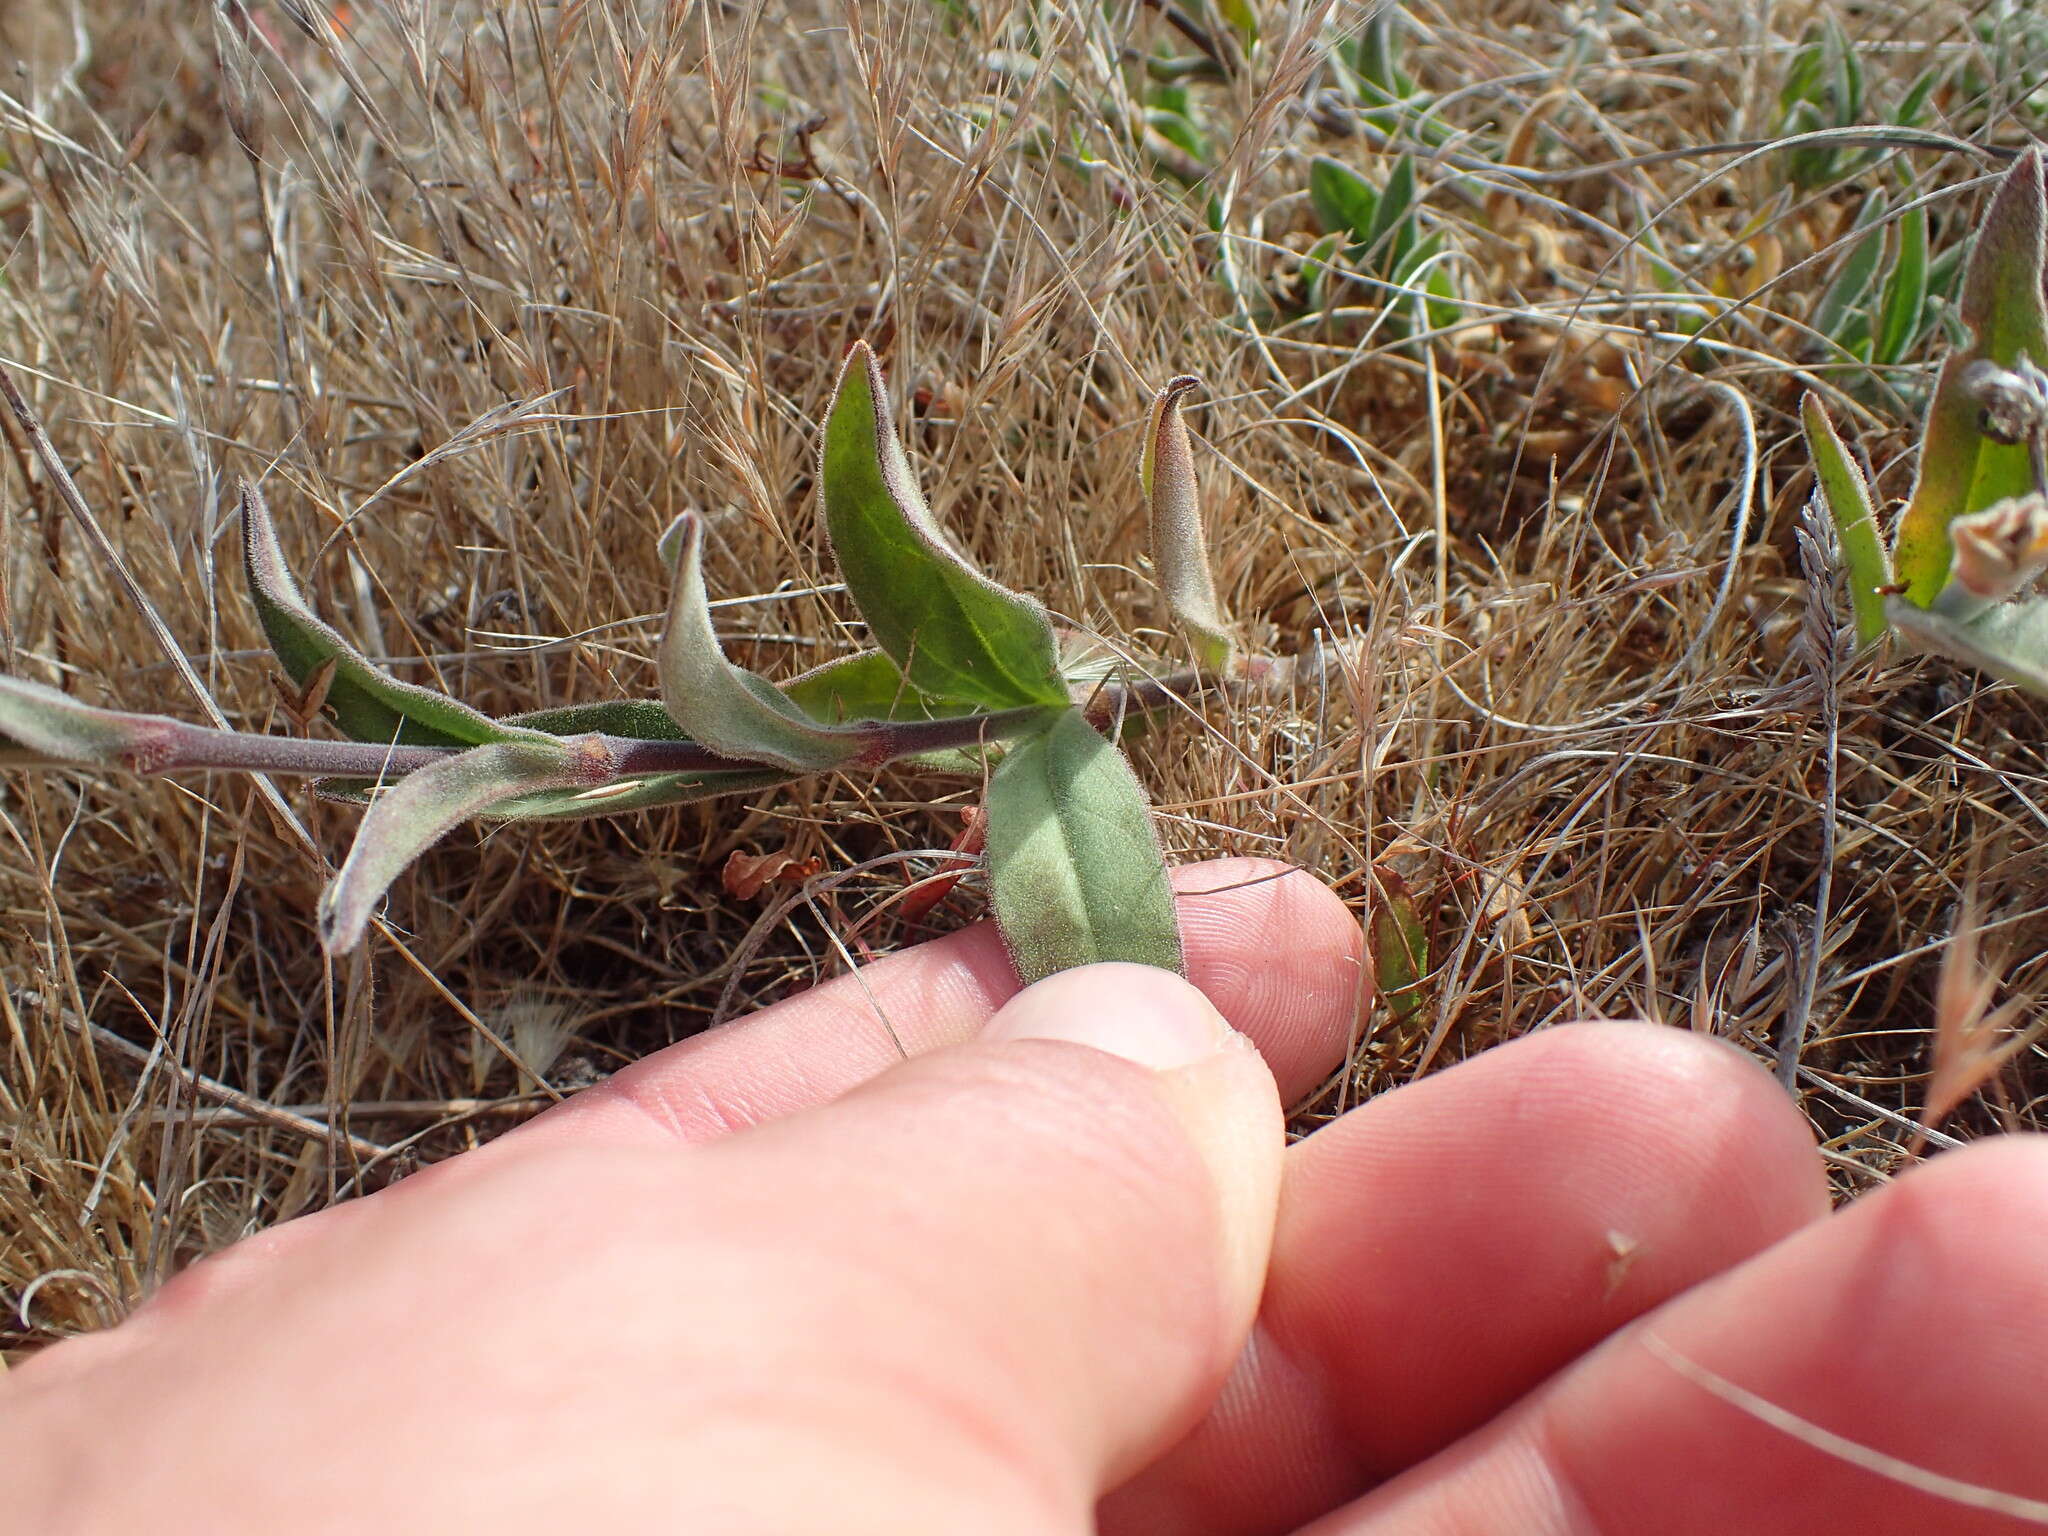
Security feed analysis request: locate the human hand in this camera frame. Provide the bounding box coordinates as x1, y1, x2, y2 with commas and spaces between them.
5, 858, 2045, 1534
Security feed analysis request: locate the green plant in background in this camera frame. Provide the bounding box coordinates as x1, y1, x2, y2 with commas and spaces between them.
1300, 152, 1459, 335
1808, 187, 1967, 383
1327, 5, 1449, 149
1805, 148, 2048, 683
1774, 19, 1939, 192
0, 347, 1266, 987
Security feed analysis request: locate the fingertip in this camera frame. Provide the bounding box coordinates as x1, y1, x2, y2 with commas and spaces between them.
1173, 859, 1364, 1102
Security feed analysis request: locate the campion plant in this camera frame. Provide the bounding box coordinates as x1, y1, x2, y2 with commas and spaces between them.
1804, 147, 2048, 688
0, 344, 1275, 986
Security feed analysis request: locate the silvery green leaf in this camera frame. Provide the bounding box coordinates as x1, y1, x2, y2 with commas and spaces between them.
319, 736, 607, 952
1888, 592, 2048, 698
0, 673, 180, 770
240, 479, 523, 748
819, 343, 1068, 711
1141, 376, 1234, 670
983, 707, 1183, 984
657, 513, 876, 772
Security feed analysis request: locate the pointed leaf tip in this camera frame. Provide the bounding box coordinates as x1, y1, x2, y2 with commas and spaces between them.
1799, 392, 1890, 645
1143, 376, 1234, 670
238, 479, 523, 748
819, 344, 1067, 711
656, 512, 875, 772
318, 737, 595, 953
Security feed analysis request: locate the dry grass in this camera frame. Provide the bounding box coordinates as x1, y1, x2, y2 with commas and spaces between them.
1, 0, 2045, 1356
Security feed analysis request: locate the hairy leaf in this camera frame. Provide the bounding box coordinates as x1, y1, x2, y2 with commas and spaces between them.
1800, 392, 1891, 644
1141, 377, 1234, 670
1895, 149, 2048, 604
504, 699, 688, 739
1888, 593, 2048, 699
780, 649, 979, 724
657, 513, 875, 771
0, 673, 180, 770
819, 343, 1067, 710
320, 736, 611, 952
312, 765, 793, 819
983, 708, 1182, 983
240, 480, 518, 748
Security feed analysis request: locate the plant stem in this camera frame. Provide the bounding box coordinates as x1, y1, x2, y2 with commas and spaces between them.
31, 666, 1252, 782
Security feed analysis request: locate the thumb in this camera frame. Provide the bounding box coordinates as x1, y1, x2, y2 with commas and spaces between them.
4, 963, 1283, 1536
670, 960, 1286, 1529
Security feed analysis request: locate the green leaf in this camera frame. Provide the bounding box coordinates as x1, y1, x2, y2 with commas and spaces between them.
0, 673, 180, 770
1888, 592, 2048, 699
1801, 392, 1892, 645
1140, 376, 1234, 669
1364, 155, 1419, 270
983, 707, 1182, 983
819, 343, 1067, 710
1812, 191, 1885, 348
239, 479, 520, 748
1309, 156, 1378, 247
1895, 149, 2048, 605
656, 513, 875, 771
1371, 870, 1429, 1025
313, 764, 793, 819
503, 699, 689, 739
780, 649, 978, 724
319, 737, 608, 952
1874, 202, 1930, 366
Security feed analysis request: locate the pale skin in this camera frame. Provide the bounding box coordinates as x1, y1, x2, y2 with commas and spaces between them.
5, 857, 2048, 1533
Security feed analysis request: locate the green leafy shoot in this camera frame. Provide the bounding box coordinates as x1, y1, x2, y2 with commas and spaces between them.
1305, 155, 1459, 334
818, 342, 1069, 711
1141, 377, 1235, 670
1370, 869, 1429, 1026
983, 707, 1184, 983
241, 480, 524, 748
1894, 148, 2048, 605
318, 737, 612, 953
656, 512, 877, 771
1801, 392, 1891, 645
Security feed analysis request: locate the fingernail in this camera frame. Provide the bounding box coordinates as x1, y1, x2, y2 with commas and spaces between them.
981, 962, 1235, 1071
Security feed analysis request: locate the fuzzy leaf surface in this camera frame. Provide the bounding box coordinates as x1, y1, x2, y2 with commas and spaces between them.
319, 737, 604, 952
0, 674, 179, 770
1801, 392, 1891, 644
240, 480, 519, 748
1887, 593, 2048, 698
780, 649, 980, 724
1141, 377, 1234, 669
1895, 149, 2048, 605
820, 343, 1067, 711
983, 707, 1182, 984
657, 513, 875, 771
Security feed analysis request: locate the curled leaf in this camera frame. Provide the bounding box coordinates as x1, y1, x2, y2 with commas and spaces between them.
1895, 148, 2048, 605
319, 736, 612, 952
1800, 392, 1891, 644
1371, 869, 1430, 1025
240, 479, 517, 748
657, 513, 876, 771
983, 707, 1182, 983
819, 342, 1067, 711
1141, 376, 1234, 669
0, 673, 180, 771
721, 847, 823, 900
